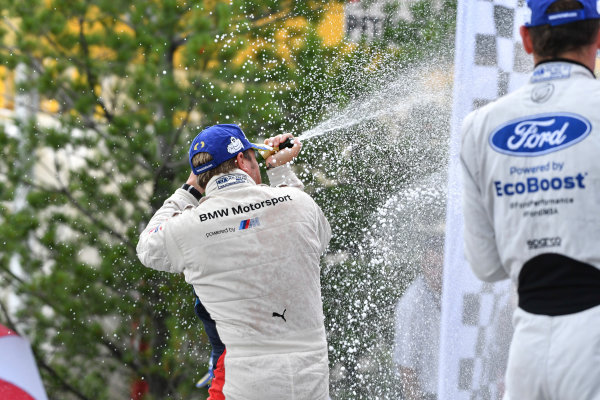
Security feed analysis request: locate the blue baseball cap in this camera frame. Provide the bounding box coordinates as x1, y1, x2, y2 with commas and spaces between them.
525, 0, 600, 27
189, 124, 271, 175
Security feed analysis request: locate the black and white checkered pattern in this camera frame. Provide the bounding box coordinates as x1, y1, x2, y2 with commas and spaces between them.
458, 281, 514, 399
455, 1, 530, 398
471, 0, 531, 109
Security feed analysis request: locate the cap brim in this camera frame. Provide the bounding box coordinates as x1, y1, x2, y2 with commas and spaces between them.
250, 142, 272, 152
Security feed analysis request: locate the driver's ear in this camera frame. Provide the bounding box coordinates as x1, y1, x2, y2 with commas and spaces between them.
236, 152, 249, 173
520, 25, 534, 55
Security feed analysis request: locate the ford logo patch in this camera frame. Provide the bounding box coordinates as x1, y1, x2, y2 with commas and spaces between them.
489, 113, 591, 156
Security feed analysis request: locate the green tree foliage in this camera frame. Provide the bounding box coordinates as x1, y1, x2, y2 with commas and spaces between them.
0, 0, 456, 398
0, 1, 344, 398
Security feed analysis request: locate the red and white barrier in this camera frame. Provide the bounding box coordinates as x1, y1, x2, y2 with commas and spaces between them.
0, 324, 48, 400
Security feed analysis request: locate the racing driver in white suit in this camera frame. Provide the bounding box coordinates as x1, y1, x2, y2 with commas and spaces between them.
137, 124, 331, 399
460, 1, 600, 399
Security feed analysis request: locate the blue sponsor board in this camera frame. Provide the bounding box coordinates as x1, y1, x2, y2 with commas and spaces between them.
489, 113, 591, 157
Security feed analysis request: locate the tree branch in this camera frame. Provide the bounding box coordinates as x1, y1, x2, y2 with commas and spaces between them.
0, 298, 17, 330
23, 175, 136, 253
78, 16, 114, 123
59, 187, 135, 252
99, 336, 143, 375
164, 98, 196, 161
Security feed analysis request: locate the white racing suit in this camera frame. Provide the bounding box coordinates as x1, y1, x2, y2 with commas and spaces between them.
137, 165, 331, 399
461, 61, 600, 400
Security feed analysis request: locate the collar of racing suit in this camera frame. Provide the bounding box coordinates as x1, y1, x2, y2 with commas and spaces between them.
532, 58, 596, 80
204, 169, 256, 196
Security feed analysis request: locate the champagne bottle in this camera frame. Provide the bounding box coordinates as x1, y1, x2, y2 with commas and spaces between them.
256, 137, 295, 159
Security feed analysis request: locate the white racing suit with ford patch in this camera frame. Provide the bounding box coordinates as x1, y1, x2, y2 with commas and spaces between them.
137, 165, 331, 400
461, 61, 600, 400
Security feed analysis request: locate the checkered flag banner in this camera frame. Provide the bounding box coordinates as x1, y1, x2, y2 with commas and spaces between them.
439, 1, 532, 399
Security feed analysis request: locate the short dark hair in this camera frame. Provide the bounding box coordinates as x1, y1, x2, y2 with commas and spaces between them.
192, 149, 253, 189
528, 0, 600, 58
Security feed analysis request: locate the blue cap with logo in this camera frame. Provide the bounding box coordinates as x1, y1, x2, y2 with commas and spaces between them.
525, 0, 600, 26
189, 124, 271, 175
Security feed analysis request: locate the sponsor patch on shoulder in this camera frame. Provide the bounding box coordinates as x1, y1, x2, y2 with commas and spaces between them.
489, 113, 591, 156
